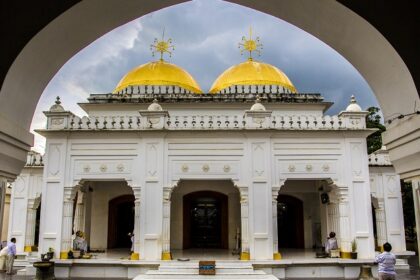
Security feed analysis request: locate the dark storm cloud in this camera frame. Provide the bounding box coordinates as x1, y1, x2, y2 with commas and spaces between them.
32, 0, 379, 152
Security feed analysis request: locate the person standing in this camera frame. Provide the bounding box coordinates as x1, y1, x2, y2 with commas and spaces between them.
375, 242, 396, 280
6, 238, 16, 275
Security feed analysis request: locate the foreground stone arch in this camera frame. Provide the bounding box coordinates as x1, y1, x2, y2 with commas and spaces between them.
0, 0, 418, 175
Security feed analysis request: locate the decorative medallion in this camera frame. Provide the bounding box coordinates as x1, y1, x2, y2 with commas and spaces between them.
288, 164, 296, 172
51, 118, 64, 126
322, 164, 330, 172
116, 163, 124, 172
306, 164, 313, 172
83, 164, 91, 173
223, 165, 231, 173
202, 164, 210, 173
181, 164, 189, 173
255, 170, 264, 176
99, 164, 107, 173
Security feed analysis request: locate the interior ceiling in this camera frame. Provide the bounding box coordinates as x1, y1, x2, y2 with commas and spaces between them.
1, 0, 418, 96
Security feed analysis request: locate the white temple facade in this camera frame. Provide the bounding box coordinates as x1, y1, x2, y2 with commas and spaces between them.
7, 34, 409, 270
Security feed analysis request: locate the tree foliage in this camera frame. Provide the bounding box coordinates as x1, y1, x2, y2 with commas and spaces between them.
365, 107, 386, 154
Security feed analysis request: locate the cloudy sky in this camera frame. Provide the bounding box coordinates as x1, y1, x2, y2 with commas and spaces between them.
31, 0, 379, 152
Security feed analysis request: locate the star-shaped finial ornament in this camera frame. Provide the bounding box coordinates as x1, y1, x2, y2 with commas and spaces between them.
150, 28, 175, 61
239, 27, 263, 61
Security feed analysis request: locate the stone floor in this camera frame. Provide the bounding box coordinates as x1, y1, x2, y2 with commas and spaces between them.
2, 256, 418, 279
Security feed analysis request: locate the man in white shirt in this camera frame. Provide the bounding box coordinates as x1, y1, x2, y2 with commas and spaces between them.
6, 238, 16, 275
375, 242, 396, 280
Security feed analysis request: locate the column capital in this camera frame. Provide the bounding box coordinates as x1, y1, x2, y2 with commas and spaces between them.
63, 186, 77, 201
272, 185, 281, 203
27, 196, 41, 209
163, 186, 172, 202
278, 179, 286, 188
130, 185, 141, 200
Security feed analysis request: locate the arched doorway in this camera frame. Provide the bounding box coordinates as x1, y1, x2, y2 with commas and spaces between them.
277, 194, 304, 249
183, 191, 228, 249
107, 194, 134, 249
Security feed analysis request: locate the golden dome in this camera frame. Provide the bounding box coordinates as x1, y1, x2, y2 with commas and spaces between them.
209, 60, 297, 94
114, 60, 202, 93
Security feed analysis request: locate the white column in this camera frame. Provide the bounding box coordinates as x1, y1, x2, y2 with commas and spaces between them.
0, 177, 6, 241
337, 186, 351, 256
131, 186, 141, 260
161, 187, 171, 260
24, 197, 41, 252
272, 186, 281, 259
239, 186, 250, 260
375, 200, 387, 250
60, 187, 77, 259
411, 177, 420, 265
73, 190, 85, 234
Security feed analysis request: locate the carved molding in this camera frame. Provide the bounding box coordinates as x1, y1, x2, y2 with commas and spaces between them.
99, 164, 107, 173
83, 164, 91, 173
116, 163, 125, 172
223, 165, 231, 173
288, 164, 296, 172
272, 185, 281, 203
63, 186, 78, 201
202, 164, 210, 173
181, 164, 189, 173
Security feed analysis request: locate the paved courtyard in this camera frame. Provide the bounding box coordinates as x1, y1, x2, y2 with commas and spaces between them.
0, 256, 418, 279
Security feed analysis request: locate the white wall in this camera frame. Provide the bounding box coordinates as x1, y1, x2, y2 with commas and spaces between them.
369, 166, 406, 252
8, 167, 43, 253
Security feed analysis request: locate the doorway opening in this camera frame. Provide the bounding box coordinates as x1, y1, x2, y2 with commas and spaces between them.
277, 194, 304, 248
183, 191, 228, 249
107, 194, 135, 249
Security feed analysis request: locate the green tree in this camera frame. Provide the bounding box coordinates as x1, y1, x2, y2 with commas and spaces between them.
365, 107, 386, 154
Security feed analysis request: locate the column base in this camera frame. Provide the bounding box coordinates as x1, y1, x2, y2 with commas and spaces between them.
273, 252, 282, 260
24, 246, 32, 252
161, 252, 172, 260
340, 251, 352, 259
60, 251, 68, 259
240, 252, 250, 260
130, 252, 140, 260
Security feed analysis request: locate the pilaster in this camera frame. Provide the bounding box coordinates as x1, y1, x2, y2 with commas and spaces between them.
131, 186, 141, 260
239, 186, 250, 260
24, 197, 41, 252
161, 187, 172, 260
272, 185, 281, 260
73, 190, 85, 234
60, 186, 77, 259
375, 200, 387, 250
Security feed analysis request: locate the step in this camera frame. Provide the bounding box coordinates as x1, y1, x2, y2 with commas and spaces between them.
134, 274, 278, 280
134, 261, 278, 280
157, 262, 255, 274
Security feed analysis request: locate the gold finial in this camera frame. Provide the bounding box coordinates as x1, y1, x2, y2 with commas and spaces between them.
150, 28, 174, 61
239, 27, 263, 61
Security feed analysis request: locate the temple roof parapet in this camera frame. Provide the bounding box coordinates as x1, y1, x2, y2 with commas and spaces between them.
368, 146, 393, 166
26, 151, 44, 167
40, 95, 369, 133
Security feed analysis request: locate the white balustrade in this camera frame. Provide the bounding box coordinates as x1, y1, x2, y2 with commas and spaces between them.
51, 112, 364, 131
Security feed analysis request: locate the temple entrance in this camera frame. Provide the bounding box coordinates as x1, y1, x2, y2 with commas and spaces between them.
107, 194, 135, 249
277, 194, 304, 248
183, 191, 228, 249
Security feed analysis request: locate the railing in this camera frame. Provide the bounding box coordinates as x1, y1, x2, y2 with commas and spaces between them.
47, 113, 366, 131
26, 151, 43, 166
368, 149, 392, 166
